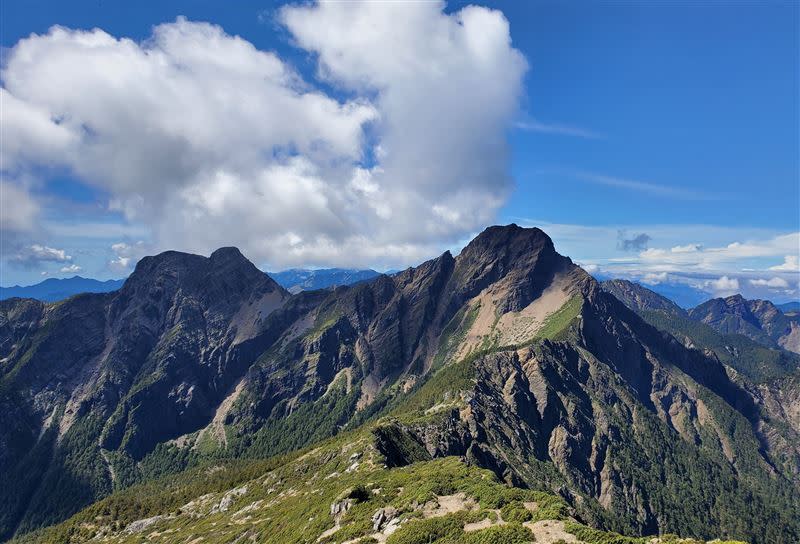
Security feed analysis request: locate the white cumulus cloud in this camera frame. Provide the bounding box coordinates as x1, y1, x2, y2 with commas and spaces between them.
749, 277, 790, 288
642, 272, 669, 285
637, 232, 799, 272
706, 275, 740, 295
770, 255, 800, 272
11, 244, 72, 268
2, 2, 527, 270
108, 241, 148, 273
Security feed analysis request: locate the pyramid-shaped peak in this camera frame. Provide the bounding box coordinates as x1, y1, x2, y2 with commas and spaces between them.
459, 224, 556, 263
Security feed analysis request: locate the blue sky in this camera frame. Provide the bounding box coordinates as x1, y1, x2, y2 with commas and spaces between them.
1, 0, 798, 302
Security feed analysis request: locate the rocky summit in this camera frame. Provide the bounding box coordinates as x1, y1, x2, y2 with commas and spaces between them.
1, 225, 798, 544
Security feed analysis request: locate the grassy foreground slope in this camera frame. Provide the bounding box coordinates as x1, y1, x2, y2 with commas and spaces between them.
14, 433, 744, 544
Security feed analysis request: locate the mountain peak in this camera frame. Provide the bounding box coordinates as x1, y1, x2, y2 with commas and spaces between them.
689, 293, 798, 353
209, 246, 247, 263
469, 223, 551, 246
447, 224, 576, 315
459, 224, 555, 265
127, 250, 206, 281
123, 247, 284, 303
725, 293, 746, 305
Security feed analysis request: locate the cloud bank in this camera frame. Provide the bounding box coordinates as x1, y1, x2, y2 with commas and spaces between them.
1, 1, 527, 272
519, 219, 800, 302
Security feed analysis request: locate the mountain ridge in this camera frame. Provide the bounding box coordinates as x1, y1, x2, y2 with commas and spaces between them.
1, 225, 798, 543
0, 276, 125, 302
0, 267, 386, 303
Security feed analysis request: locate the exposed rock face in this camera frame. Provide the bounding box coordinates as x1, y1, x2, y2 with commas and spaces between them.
372, 506, 397, 531
124, 515, 165, 534
745, 371, 800, 477
689, 294, 800, 353
1, 225, 798, 543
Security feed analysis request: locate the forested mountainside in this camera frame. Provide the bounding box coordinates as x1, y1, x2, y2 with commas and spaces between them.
601, 279, 800, 382
2, 226, 798, 543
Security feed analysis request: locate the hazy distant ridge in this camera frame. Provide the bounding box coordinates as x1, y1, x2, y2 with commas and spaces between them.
0, 276, 125, 302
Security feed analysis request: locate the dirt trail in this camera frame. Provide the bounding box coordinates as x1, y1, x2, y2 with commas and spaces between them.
422, 493, 478, 518
522, 520, 579, 543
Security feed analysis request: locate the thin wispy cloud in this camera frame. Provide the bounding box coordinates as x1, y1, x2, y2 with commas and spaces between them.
515, 118, 602, 139
574, 171, 713, 200
529, 169, 719, 200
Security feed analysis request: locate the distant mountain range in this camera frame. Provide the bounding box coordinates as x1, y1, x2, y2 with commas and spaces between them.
0, 276, 125, 302
9, 269, 795, 323
602, 279, 800, 378
689, 294, 800, 353
2, 226, 798, 544
779, 301, 800, 314
603, 279, 800, 356
0, 268, 385, 303
268, 268, 382, 293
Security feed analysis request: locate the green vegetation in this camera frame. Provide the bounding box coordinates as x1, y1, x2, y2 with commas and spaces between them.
640, 309, 799, 382
14, 444, 566, 544
4, 283, 793, 544
564, 520, 748, 544
236, 373, 361, 459
457, 524, 535, 544
13, 451, 298, 544
499, 501, 532, 523
394, 356, 476, 416
582, 370, 799, 542
327, 304, 483, 430
0, 320, 54, 391
564, 520, 649, 543
387, 514, 534, 544
533, 295, 583, 342
15, 427, 747, 544
385, 512, 485, 544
